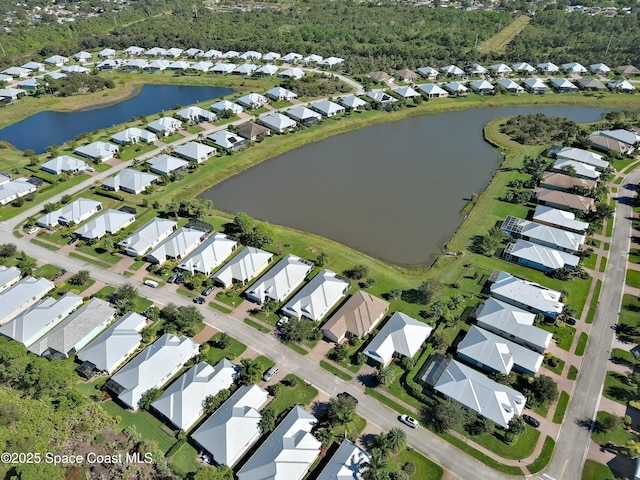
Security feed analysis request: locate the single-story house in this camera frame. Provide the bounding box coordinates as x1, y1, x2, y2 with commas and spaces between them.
152, 360, 238, 431
555, 146, 608, 169
255, 64, 279, 76
178, 232, 239, 275
392, 86, 420, 99
111, 127, 158, 145
489, 270, 564, 318
44, 55, 69, 67
286, 105, 322, 125
210, 63, 236, 74
0, 87, 27, 100
104, 334, 199, 410
417, 83, 448, 98
206, 130, 249, 152
190, 61, 213, 73
118, 217, 178, 257
191, 384, 269, 467
364, 312, 432, 367
259, 112, 297, 133
76, 312, 146, 375
340, 95, 368, 110
562, 62, 587, 74
440, 65, 465, 77
176, 106, 216, 123
62, 65, 90, 74
278, 67, 305, 80
28, 298, 116, 359
421, 355, 526, 429
457, 326, 543, 375
537, 62, 559, 75
318, 56, 344, 68
511, 62, 536, 74
265, 86, 298, 101
245, 254, 314, 304
222, 50, 239, 59
237, 122, 271, 141
469, 80, 494, 95
589, 133, 635, 155
210, 100, 243, 114
548, 78, 579, 93
369, 71, 393, 84
2, 66, 31, 78
0, 292, 83, 347
173, 141, 216, 163
0, 266, 21, 293
0, 276, 55, 325
263, 52, 281, 62
302, 54, 322, 64
237, 93, 268, 109
596, 129, 639, 149
395, 69, 418, 83
41, 155, 88, 175
490, 63, 513, 76
316, 440, 370, 480
321, 291, 389, 344
37, 198, 102, 228
535, 187, 596, 213
0, 178, 37, 205
165, 47, 183, 58
167, 61, 192, 71
282, 52, 303, 63
96, 59, 120, 71
616, 65, 640, 77
502, 215, 585, 253
75, 141, 119, 162
233, 64, 257, 76
21, 61, 46, 72
443, 82, 469, 96
576, 77, 607, 91
466, 63, 488, 75
102, 169, 158, 195
212, 247, 273, 288
147, 117, 182, 136
474, 297, 552, 353
590, 63, 610, 76
39, 71, 66, 80
551, 159, 600, 180
497, 78, 524, 93
145, 59, 170, 71
608, 80, 636, 93
146, 227, 206, 264
237, 406, 320, 480
147, 154, 189, 176
311, 99, 345, 117
503, 239, 580, 272
123, 59, 149, 70
144, 47, 167, 57
203, 49, 222, 59
532, 205, 589, 234
282, 269, 349, 321
123, 46, 145, 56
366, 90, 398, 103
74, 209, 136, 240
185, 48, 204, 58
417, 66, 439, 79
99, 48, 116, 58
17, 78, 39, 90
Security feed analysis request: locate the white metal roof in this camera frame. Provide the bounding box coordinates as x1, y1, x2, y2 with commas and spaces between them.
213, 247, 273, 285
178, 233, 238, 275
502, 216, 585, 252
118, 217, 178, 257
316, 440, 369, 480
146, 154, 189, 175
41, 155, 88, 174
364, 312, 432, 366
38, 198, 101, 227
282, 269, 349, 321
490, 271, 564, 316
552, 159, 600, 180
146, 227, 205, 264
532, 205, 589, 233
556, 147, 607, 169
245, 254, 314, 303
74, 209, 135, 239
0, 276, 55, 324
102, 168, 158, 193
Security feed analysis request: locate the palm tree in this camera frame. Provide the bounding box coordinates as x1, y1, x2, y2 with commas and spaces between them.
376, 366, 396, 386
238, 358, 262, 385
17, 254, 36, 276
386, 427, 407, 452
362, 449, 390, 480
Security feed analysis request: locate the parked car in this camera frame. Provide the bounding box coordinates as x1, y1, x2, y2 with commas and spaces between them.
522, 415, 540, 428
263, 366, 279, 382
27, 226, 39, 234
67, 237, 78, 245
168, 272, 179, 284
276, 317, 289, 328
337, 392, 359, 405
143, 279, 159, 288
202, 286, 214, 296
399, 414, 419, 429
564, 317, 577, 326
175, 273, 184, 284
193, 296, 205, 304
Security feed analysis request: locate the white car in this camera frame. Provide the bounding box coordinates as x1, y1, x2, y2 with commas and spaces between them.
276, 317, 289, 328
27, 227, 39, 235
399, 414, 419, 429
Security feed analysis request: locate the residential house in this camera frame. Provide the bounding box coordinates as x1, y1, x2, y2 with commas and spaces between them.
37, 198, 102, 228
366, 90, 397, 103
233, 64, 257, 76
562, 62, 587, 74
76, 312, 146, 375
96, 59, 120, 71
147, 117, 182, 136
616, 65, 640, 77
237, 93, 267, 109
511, 62, 536, 75
262, 52, 281, 62
421, 355, 526, 429
282, 269, 349, 321
444, 82, 469, 96
364, 312, 432, 367
240, 51, 262, 61
255, 65, 279, 76
497, 78, 524, 93
340, 95, 368, 110
191, 384, 269, 467
123, 46, 145, 56
265, 87, 297, 101
466, 63, 488, 75
302, 54, 322, 64
62, 65, 90, 74
589, 133, 635, 155
0, 293, 83, 347
75, 141, 119, 162
392, 86, 420, 99
74, 209, 135, 240
203, 50, 222, 60
457, 326, 543, 375
222, 50, 240, 59
369, 71, 393, 84
237, 122, 271, 141
555, 146, 608, 169
178, 233, 238, 275
417, 66, 439, 79
40, 155, 88, 175
286, 106, 322, 125
590, 63, 610, 76
145, 59, 170, 71
185, 48, 204, 58
173, 141, 216, 163
2, 66, 30, 78
237, 406, 321, 480
535, 188, 596, 213
190, 61, 213, 73
278, 67, 305, 80
311, 99, 345, 117
167, 61, 192, 71
104, 334, 199, 410
123, 59, 149, 70
165, 48, 183, 58
282, 52, 303, 63
608, 80, 636, 93
144, 47, 167, 57
210, 63, 236, 74
0, 88, 27, 100
118, 217, 178, 257
147, 154, 189, 176
503, 239, 580, 272
395, 69, 418, 83
417, 83, 448, 98
39, 71, 66, 80
532, 205, 589, 234
474, 298, 551, 353
21, 61, 45, 72
259, 112, 297, 133
316, 440, 370, 480
440, 65, 465, 77
322, 291, 389, 343
489, 270, 564, 318
206, 130, 249, 152
595, 129, 639, 149
0, 276, 55, 325
537, 62, 559, 75
99, 48, 116, 58
0, 266, 21, 293
152, 360, 238, 431
210, 100, 243, 114
576, 77, 607, 91
44, 55, 69, 67
102, 169, 158, 194
469, 80, 495, 95
548, 78, 578, 93
28, 298, 116, 359
551, 159, 600, 180
176, 106, 216, 123
502, 215, 585, 253
490, 63, 513, 76
245, 254, 314, 303
0, 178, 37, 205
146, 227, 206, 265
111, 127, 158, 145
17, 78, 39, 90
212, 247, 273, 288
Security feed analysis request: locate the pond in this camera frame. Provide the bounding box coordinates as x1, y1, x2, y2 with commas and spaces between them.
201, 106, 608, 265
0, 84, 233, 153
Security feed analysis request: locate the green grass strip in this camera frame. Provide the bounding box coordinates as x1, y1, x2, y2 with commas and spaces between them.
586, 279, 602, 324
527, 436, 555, 474
440, 433, 524, 476
605, 218, 614, 237
208, 302, 232, 314
365, 387, 415, 416
604, 243, 610, 251
68, 251, 111, 269
599, 256, 607, 273
552, 391, 570, 424
575, 332, 588, 356
319, 360, 353, 381
568, 365, 578, 380
30, 238, 60, 251
283, 341, 308, 356
243, 318, 270, 333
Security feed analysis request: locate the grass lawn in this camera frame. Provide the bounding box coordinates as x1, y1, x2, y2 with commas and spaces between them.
319, 360, 353, 381
619, 295, 640, 331
267, 374, 318, 417
365, 387, 414, 417
270, 100, 293, 109
591, 411, 638, 446
169, 442, 200, 476
209, 302, 232, 314
626, 270, 640, 289
177, 288, 195, 299
603, 371, 637, 405
586, 279, 602, 324
253, 355, 275, 374
440, 432, 524, 475
34, 263, 62, 280
582, 253, 597, 270
94, 285, 116, 299
68, 251, 111, 269
611, 348, 636, 368
161, 133, 185, 143
330, 414, 367, 439
532, 403, 549, 418
539, 322, 576, 351
526, 436, 555, 474
184, 125, 204, 134
130, 260, 146, 270
67, 278, 96, 295
203, 332, 247, 363
552, 391, 570, 424
462, 426, 540, 460
215, 290, 243, 307
31, 238, 61, 251
119, 143, 156, 161
75, 245, 122, 265
599, 256, 608, 273
606, 218, 614, 237
283, 341, 309, 356
543, 356, 565, 376
100, 400, 177, 454
244, 318, 270, 333
389, 448, 443, 480
582, 460, 616, 480
568, 365, 578, 380
575, 332, 588, 356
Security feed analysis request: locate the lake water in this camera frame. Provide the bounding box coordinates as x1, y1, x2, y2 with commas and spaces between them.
0, 84, 233, 153
201, 106, 608, 265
